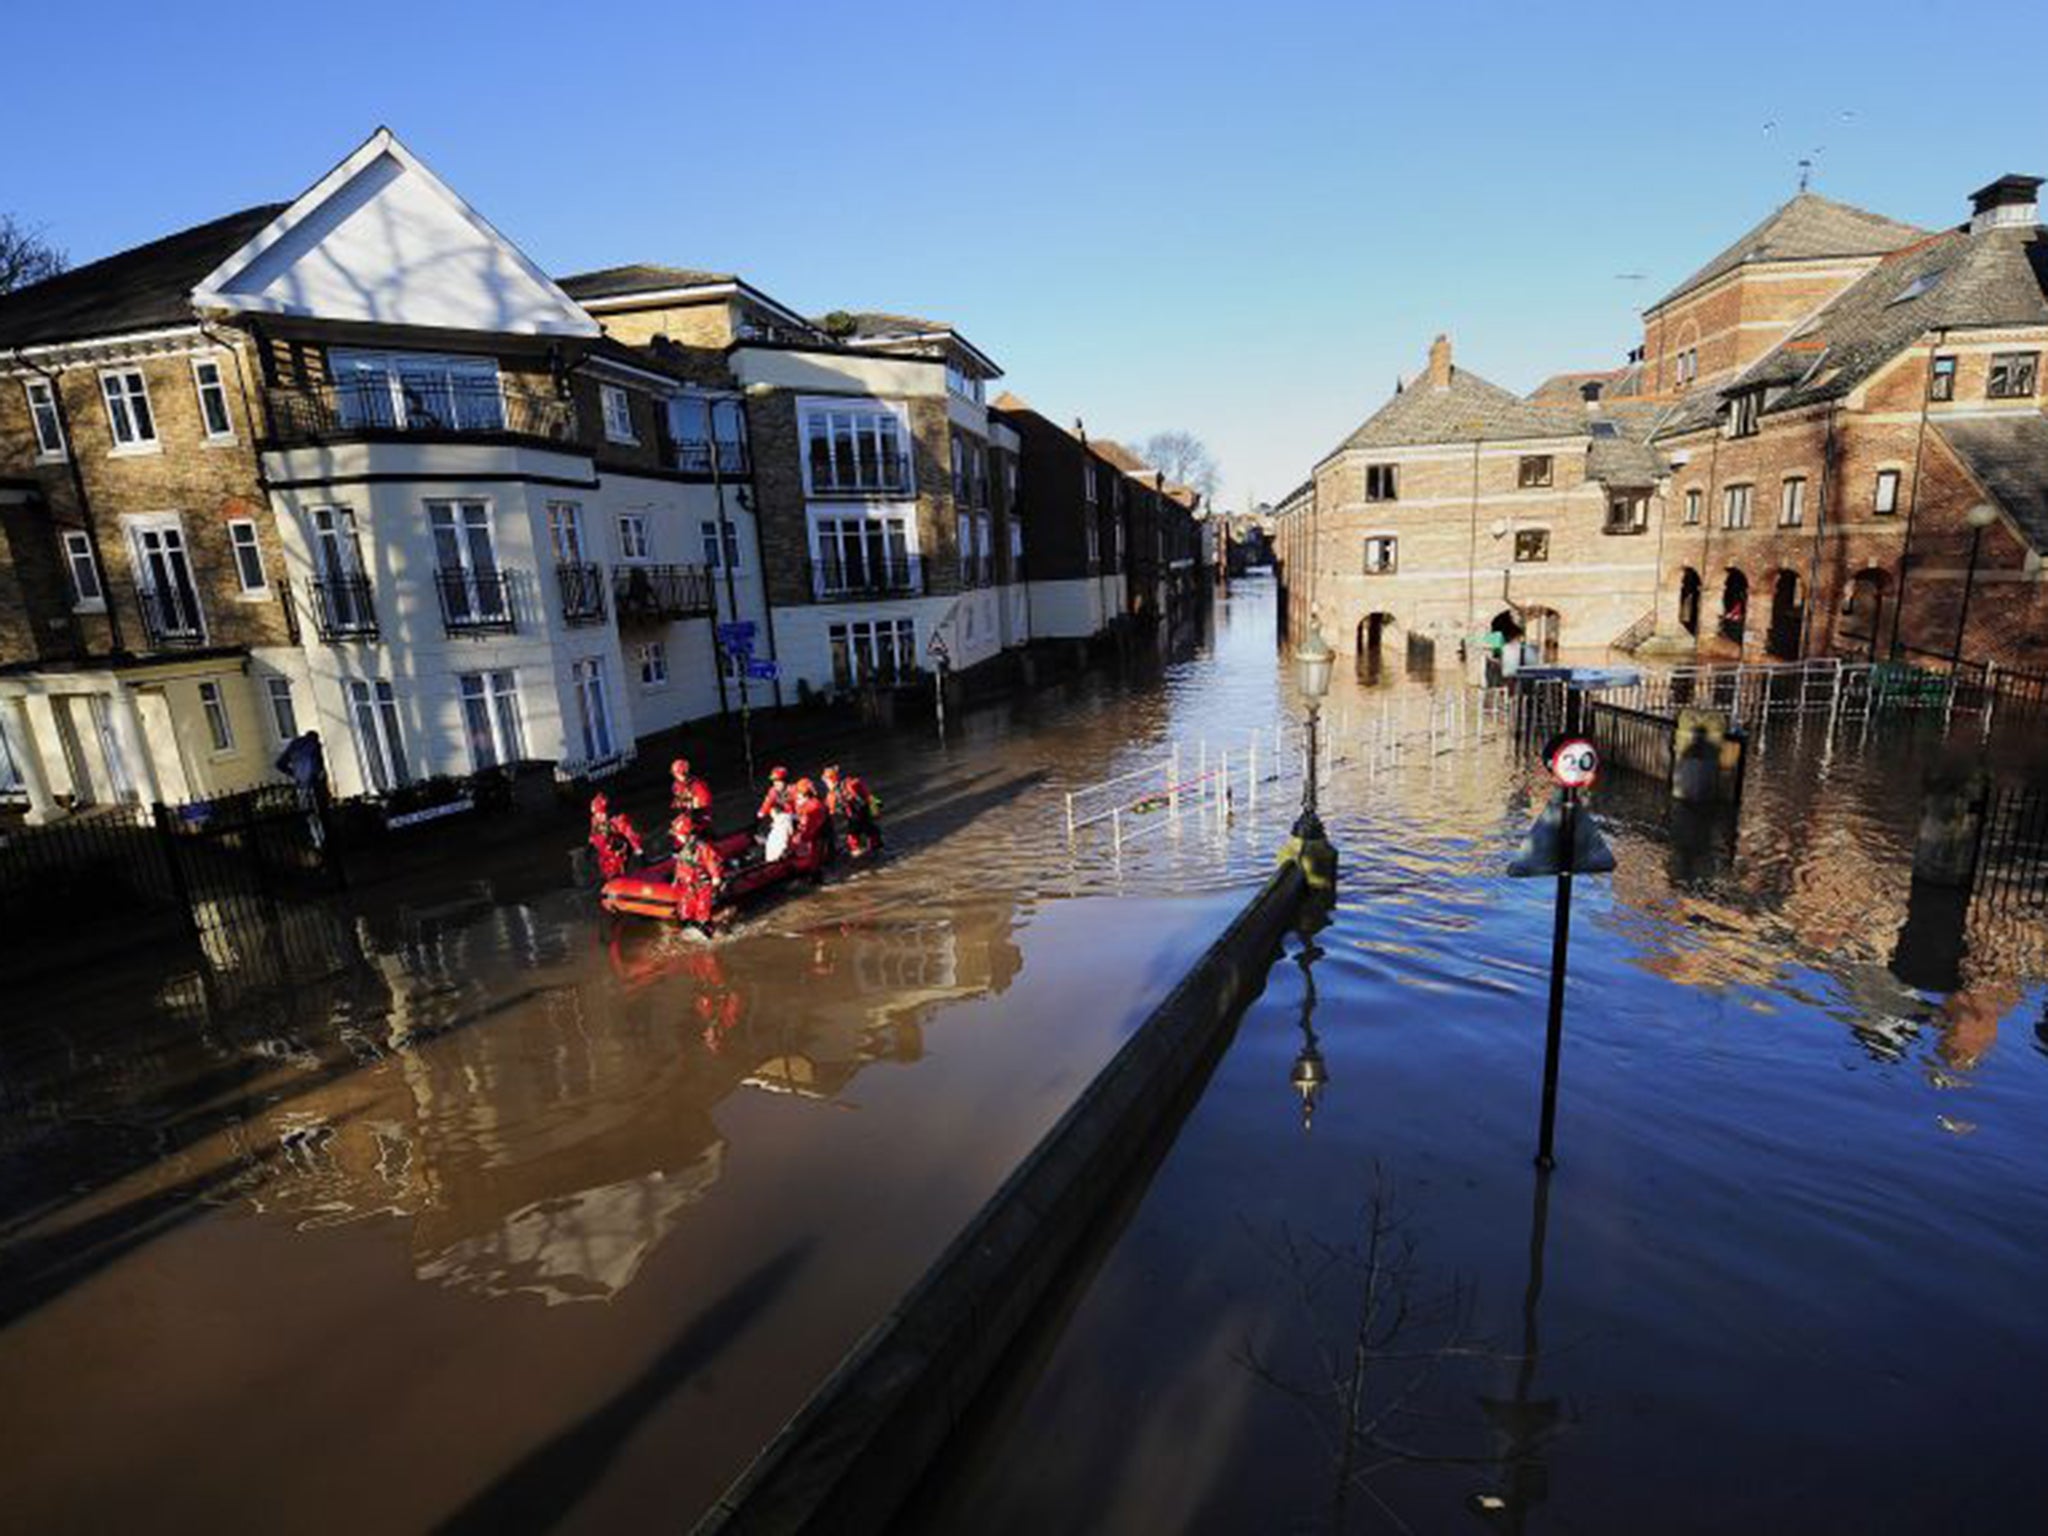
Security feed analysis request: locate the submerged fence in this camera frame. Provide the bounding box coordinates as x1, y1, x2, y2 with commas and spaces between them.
1972, 781, 2048, 909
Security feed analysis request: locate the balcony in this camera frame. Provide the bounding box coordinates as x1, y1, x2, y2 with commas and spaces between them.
263, 378, 576, 449
301, 574, 379, 641
670, 439, 752, 477
613, 563, 715, 623
557, 562, 607, 627
135, 585, 206, 649
809, 554, 925, 602
810, 452, 913, 498
437, 569, 518, 635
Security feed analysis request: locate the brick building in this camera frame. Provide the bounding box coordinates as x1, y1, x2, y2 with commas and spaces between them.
1278, 173, 2048, 673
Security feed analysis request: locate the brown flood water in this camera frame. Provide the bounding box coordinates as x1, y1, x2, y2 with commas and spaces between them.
0, 587, 1289, 1533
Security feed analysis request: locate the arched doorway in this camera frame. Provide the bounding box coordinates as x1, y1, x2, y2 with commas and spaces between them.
1766, 570, 1805, 660
1357, 612, 1397, 656
1678, 567, 1702, 637
1839, 569, 1887, 658
1719, 569, 1749, 647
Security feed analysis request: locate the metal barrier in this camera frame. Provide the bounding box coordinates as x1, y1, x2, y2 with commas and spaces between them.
1972, 782, 2048, 908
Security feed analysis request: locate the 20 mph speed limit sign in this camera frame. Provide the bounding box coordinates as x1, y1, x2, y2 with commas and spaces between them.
1547, 737, 1600, 788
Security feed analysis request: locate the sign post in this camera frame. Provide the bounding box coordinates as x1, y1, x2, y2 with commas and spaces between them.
1509, 736, 1611, 1170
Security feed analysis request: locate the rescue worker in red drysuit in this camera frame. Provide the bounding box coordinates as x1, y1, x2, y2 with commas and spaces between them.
670, 757, 713, 834
822, 765, 881, 857
667, 815, 727, 927
589, 793, 643, 880
790, 777, 830, 869
756, 766, 793, 825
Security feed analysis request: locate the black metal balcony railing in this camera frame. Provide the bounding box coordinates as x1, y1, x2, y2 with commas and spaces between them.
557, 562, 607, 626
613, 563, 716, 623
264, 378, 576, 448
810, 452, 913, 497
809, 554, 924, 601
136, 584, 205, 649
670, 439, 752, 477
437, 569, 517, 635
304, 574, 379, 641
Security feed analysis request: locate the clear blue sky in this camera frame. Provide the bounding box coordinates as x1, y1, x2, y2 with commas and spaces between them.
11, 0, 2047, 507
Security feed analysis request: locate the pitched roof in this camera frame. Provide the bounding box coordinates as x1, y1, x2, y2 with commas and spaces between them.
1335, 365, 1586, 453
1089, 438, 1151, 474
1936, 415, 2048, 552
0, 203, 287, 349
1528, 369, 1622, 404
830, 309, 951, 339
557, 263, 736, 300
1649, 192, 1928, 312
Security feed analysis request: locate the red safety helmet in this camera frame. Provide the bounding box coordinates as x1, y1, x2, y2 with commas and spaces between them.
822, 764, 841, 782
794, 777, 817, 798
591, 792, 610, 814
671, 757, 691, 777
769, 765, 789, 781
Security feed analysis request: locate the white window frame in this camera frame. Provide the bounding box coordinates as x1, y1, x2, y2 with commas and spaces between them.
618, 513, 651, 562
827, 617, 917, 692
458, 669, 525, 772
100, 368, 159, 453
126, 512, 205, 641
1778, 477, 1806, 528
809, 508, 919, 597
1683, 488, 1702, 526
197, 680, 236, 755
600, 384, 636, 444
25, 379, 66, 460
1874, 469, 1901, 516
1722, 484, 1754, 530
60, 529, 104, 610
1363, 534, 1397, 574
700, 518, 741, 571
800, 398, 913, 496
226, 518, 269, 596
329, 348, 504, 433
265, 676, 299, 743
191, 355, 235, 443
548, 501, 587, 563
347, 678, 408, 793
638, 639, 669, 688
571, 657, 616, 762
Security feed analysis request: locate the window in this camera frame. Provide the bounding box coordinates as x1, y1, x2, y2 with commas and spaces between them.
637, 640, 668, 687
667, 396, 750, 474
227, 519, 267, 593
1874, 469, 1901, 516
1363, 535, 1397, 573
618, 514, 650, 562
1675, 348, 1699, 387
428, 501, 507, 627
198, 681, 235, 753
1722, 484, 1754, 529
814, 512, 914, 595
1605, 493, 1649, 534
25, 380, 65, 458
329, 349, 503, 432
1364, 464, 1398, 502
1083, 458, 1097, 502
828, 618, 917, 691
803, 404, 910, 494
60, 530, 103, 607
951, 435, 967, 501
1727, 390, 1761, 438
1518, 455, 1554, 488
1988, 352, 2039, 399
1778, 477, 1806, 528
1684, 488, 1702, 526
1084, 513, 1100, 565
571, 658, 615, 762
1514, 528, 1550, 563
265, 677, 298, 742
945, 361, 984, 403
130, 519, 204, 639
1928, 354, 1957, 402
458, 670, 524, 771
100, 369, 157, 449
548, 502, 587, 564
347, 678, 408, 792
957, 513, 972, 583
601, 384, 635, 443
192, 357, 234, 441
700, 518, 741, 571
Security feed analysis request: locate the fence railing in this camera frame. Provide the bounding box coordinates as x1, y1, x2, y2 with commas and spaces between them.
1972, 781, 2048, 908
135, 584, 207, 649
613, 562, 716, 622
1586, 699, 1677, 782
300, 574, 379, 641
809, 555, 925, 601
264, 378, 576, 446
437, 569, 518, 634
557, 561, 607, 626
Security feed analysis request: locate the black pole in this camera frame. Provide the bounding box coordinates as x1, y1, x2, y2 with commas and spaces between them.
1535, 787, 1577, 1170
1950, 523, 1984, 673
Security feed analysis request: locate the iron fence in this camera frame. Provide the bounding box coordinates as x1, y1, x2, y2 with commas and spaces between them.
437, 569, 518, 634
1586, 700, 1676, 782
557, 562, 607, 626
1972, 781, 2048, 908
613, 562, 716, 622
299, 574, 379, 641
264, 378, 576, 446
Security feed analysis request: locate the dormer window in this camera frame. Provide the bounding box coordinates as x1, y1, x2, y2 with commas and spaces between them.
1988, 352, 2039, 400
601, 384, 636, 444
1727, 389, 1761, 438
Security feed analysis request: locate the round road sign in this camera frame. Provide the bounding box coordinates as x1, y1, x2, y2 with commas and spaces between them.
1548, 737, 1600, 788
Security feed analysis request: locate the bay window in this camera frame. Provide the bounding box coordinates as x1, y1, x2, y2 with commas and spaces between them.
330, 349, 503, 432
804, 403, 909, 494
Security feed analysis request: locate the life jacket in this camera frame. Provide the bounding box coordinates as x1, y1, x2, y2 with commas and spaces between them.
757, 781, 792, 821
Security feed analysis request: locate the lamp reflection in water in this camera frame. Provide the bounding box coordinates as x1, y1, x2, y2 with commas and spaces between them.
1286, 902, 1332, 1131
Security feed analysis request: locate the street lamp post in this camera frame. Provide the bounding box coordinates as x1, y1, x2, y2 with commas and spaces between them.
1293, 617, 1334, 843
1950, 503, 1999, 672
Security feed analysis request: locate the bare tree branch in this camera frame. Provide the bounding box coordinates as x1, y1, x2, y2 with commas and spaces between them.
0, 215, 67, 295
1138, 430, 1220, 502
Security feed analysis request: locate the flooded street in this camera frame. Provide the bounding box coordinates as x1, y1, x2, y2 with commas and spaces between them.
0, 594, 1284, 1533
911, 608, 2048, 1533
9, 576, 2048, 1535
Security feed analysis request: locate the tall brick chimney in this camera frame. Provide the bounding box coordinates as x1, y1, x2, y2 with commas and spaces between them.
1426, 333, 1454, 390
1969, 175, 2042, 234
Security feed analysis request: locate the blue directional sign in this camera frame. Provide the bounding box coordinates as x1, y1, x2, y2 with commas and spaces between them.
746, 659, 780, 682
716, 621, 757, 647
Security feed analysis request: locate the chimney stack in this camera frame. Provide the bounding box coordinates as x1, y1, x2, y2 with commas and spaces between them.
1426, 333, 1454, 390
1968, 174, 2042, 234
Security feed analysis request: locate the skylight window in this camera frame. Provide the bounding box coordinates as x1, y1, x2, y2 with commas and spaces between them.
1589, 421, 1619, 438
1888, 270, 1945, 306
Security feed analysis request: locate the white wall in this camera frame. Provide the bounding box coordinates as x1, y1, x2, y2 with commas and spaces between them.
1027, 578, 1107, 639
